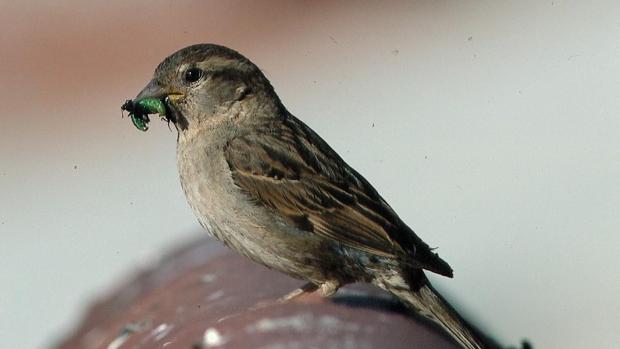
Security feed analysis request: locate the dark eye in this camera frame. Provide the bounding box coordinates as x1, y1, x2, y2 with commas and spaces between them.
183, 68, 203, 83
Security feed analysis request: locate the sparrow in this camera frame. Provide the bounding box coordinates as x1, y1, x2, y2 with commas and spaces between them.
129, 44, 486, 349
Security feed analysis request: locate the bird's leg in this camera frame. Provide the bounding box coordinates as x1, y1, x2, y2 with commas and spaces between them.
252, 281, 340, 310
279, 280, 341, 303
278, 282, 318, 302
318, 280, 340, 297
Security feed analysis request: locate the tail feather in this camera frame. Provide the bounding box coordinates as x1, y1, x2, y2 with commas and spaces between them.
375, 272, 486, 349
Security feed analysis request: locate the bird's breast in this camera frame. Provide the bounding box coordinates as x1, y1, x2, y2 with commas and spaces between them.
174, 130, 372, 284
176, 133, 238, 240
175, 132, 302, 270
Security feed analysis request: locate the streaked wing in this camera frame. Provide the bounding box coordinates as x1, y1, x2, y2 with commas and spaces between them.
224, 114, 453, 276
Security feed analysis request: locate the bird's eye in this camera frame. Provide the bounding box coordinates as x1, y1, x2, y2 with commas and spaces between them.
183, 68, 203, 83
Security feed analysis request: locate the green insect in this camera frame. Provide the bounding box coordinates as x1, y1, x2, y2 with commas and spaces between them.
121, 98, 167, 131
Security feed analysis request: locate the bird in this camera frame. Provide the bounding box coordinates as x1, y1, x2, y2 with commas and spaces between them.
130, 44, 486, 349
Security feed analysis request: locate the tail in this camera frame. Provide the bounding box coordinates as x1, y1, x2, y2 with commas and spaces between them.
375, 270, 486, 349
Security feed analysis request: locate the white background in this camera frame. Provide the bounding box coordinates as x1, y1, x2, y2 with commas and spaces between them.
1, 1, 619, 348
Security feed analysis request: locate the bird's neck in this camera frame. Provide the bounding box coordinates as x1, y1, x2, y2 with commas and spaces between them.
177, 92, 285, 145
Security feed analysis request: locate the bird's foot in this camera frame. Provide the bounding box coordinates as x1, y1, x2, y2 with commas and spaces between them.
278, 282, 319, 302
251, 281, 341, 310
249, 283, 317, 310
317, 280, 340, 297
279, 280, 341, 304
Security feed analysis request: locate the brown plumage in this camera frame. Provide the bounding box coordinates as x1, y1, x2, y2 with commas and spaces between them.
129, 43, 487, 349
224, 114, 454, 277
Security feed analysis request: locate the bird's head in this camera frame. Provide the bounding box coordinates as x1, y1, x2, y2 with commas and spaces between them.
131, 44, 282, 133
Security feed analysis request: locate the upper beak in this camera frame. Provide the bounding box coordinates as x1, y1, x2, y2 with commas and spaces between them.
136, 79, 167, 100
134, 79, 186, 129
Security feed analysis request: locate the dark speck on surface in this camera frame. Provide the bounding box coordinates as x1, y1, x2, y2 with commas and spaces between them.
468, 36, 473, 41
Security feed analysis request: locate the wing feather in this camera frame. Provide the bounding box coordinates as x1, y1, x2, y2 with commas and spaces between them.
224, 114, 453, 276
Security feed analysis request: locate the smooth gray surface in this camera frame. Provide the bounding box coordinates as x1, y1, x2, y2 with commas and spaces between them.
1, 1, 618, 349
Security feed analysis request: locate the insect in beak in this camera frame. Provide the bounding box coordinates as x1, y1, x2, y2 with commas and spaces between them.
121, 98, 167, 131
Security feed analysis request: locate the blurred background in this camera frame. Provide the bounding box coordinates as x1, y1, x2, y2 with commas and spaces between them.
1, 1, 619, 348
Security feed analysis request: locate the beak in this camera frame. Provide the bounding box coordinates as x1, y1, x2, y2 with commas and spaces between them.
134, 79, 188, 130
136, 79, 167, 100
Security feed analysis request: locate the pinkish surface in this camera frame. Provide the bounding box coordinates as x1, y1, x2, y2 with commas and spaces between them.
53, 237, 466, 349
